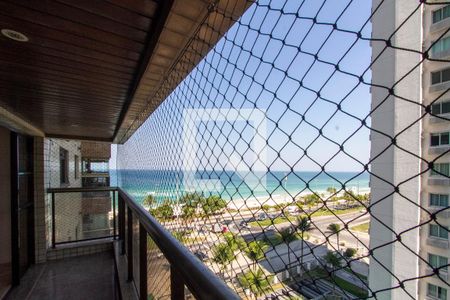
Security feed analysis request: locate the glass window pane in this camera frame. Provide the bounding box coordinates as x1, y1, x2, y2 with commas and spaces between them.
441, 163, 450, 176
430, 224, 438, 237
441, 227, 449, 239
432, 103, 442, 115
428, 283, 437, 297
442, 102, 450, 114
444, 5, 450, 19
441, 195, 449, 207
429, 254, 438, 268
444, 36, 450, 51
441, 132, 450, 145
430, 194, 439, 206
442, 69, 450, 82
431, 134, 440, 146
434, 9, 442, 23
432, 71, 442, 84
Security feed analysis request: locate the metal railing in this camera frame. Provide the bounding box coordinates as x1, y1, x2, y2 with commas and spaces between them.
47, 186, 118, 246
118, 188, 240, 300
47, 187, 239, 300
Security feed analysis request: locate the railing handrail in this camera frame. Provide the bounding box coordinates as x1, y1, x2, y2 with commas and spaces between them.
47, 186, 118, 193
118, 188, 240, 300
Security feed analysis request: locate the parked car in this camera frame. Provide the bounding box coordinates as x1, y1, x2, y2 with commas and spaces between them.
257, 213, 268, 221
239, 221, 251, 229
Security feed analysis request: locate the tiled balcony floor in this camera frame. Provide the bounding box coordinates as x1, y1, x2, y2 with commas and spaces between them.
6, 252, 117, 300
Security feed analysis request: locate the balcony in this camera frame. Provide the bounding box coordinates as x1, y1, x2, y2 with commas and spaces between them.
430, 17, 450, 34
427, 206, 450, 219
428, 177, 450, 186
429, 145, 450, 155
429, 113, 450, 124
7, 187, 239, 300
426, 237, 450, 249
429, 81, 450, 93
425, 267, 449, 281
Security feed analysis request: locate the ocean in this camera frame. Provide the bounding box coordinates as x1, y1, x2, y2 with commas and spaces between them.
111, 170, 370, 204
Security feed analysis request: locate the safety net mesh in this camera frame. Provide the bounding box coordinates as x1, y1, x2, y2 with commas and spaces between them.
110, 0, 450, 299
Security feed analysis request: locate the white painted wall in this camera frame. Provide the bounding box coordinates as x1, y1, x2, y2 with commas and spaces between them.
369, 1, 423, 299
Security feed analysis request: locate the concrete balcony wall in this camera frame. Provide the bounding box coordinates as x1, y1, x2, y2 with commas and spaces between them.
429, 114, 450, 124
429, 81, 450, 93
430, 17, 450, 33
428, 177, 450, 186
426, 237, 450, 249
429, 145, 450, 155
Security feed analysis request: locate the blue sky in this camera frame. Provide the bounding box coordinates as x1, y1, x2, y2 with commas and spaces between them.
115, 0, 372, 173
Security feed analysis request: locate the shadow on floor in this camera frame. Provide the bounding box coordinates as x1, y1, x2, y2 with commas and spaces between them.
6, 252, 117, 300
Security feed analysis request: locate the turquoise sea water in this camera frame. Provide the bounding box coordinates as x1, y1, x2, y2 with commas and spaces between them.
113, 170, 369, 204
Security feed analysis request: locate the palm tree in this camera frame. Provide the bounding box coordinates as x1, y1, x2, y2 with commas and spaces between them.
324, 251, 342, 296
238, 268, 272, 297
244, 241, 267, 269
280, 227, 296, 276
223, 232, 246, 252
296, 216, 311, 274
327, 223, 341, 251
143, 194, 155, 209
212, 243, 235, 277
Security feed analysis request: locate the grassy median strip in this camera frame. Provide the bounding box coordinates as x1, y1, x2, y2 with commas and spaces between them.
350, 222, 370, 233
249, 206, 365, 227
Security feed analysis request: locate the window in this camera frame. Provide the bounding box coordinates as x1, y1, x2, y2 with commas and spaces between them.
430, 194, 449, 207
433, 5, 450, 24
431, 163, 450, 177
431, 132, 450, 146
428, 283, 448, 300
432, 36, 450, 56
431, 68, 450, 85
59, 147, 69, 185
431, 101, 450, 115
74, 155, 80, 179
429, 253, 448, 272
429, 224, 449, 239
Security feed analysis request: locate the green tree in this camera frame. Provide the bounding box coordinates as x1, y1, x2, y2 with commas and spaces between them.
327, 223, 341, 251
179, 192, 202, 219
261, 204, 271, 212
324, 251, 342, 296
324, 251, 341, 269
172, 230, 187, 243
200, 195, 227, 216
244, 241, 267, 269
344, 247, 357, 259
238, 268, 272, 297
143, 194, 156, 208
280, 227, 297, 276
150, 200, 174, 221
296, 216, 311, 273
223, 232, 246, 252
212, 243, 235, 276
326, 187, 337, 194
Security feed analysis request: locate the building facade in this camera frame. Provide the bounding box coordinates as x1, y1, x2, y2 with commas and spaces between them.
370, 1, 450, 299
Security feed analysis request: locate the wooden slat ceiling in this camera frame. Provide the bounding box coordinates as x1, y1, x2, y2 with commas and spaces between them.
0, 0, 249, 143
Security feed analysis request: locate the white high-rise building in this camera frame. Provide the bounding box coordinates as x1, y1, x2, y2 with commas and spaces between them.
369, 1, 450, 299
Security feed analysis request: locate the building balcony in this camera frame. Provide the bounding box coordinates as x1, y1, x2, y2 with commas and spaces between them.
427, 206, 450, 219
429, 113, 450, 124
429, 145, 450, 155
425, 267, 449, 282
429, 81, 450, 93
430, 17, 450, 34
6, 187, 239, 300
428, 177, 450, 186
430, 48, 450, 60
426, 237, 450, 249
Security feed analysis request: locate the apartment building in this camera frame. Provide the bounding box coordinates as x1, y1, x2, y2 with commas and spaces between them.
370, 1, 450, 299
421, 3, 450, 300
